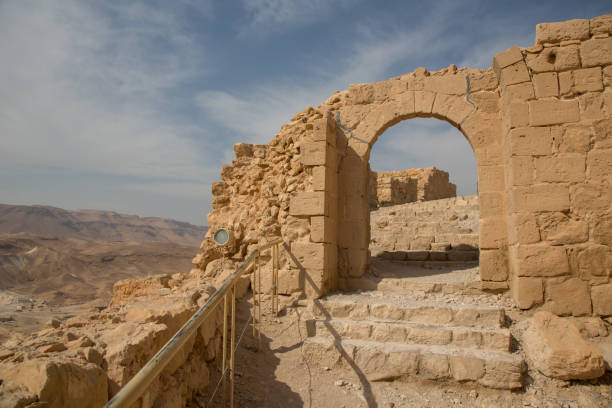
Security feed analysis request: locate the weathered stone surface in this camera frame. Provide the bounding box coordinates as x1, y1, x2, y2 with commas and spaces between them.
0, 360, 108, 408
521, 311, 605, 380
535, 19, 590, 44
581, 37, 612, 67
591, 284, 612, 316
513, 244, 570, 277
545, 278, 592, 316
529, 99, 580, 126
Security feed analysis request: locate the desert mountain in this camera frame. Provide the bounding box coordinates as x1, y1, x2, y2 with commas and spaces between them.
0, 203, 208, 246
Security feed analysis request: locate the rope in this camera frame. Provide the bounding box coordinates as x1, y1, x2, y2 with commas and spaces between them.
206, 313, 254, 407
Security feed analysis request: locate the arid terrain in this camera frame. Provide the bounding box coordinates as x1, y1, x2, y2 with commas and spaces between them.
0, 204, 207, 343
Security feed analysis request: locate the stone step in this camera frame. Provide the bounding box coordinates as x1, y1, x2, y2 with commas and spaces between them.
309, 299, 507, 329
302, 337, 525, 390
305, 319, 511, 352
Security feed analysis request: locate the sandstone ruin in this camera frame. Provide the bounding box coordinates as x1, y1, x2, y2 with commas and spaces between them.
368, 167, 456, 208
0, 15, 610, 408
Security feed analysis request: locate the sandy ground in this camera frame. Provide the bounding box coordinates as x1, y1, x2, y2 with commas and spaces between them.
195, 298, 612, 408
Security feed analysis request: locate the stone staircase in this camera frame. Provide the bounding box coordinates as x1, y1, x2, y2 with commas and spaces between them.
301, 291, 525, 390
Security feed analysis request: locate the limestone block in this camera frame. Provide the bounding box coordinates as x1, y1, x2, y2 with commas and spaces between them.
512, 276, 543, 309
414, 91, 436, 114
304, 268, 326, 298
579, 92, 604, 121
545, 278, 592, 316
587, 149, 612, 183
581, 37, 612, 67
477, 165, 505, 193
301, 141, 331, 166
432, 93, 473, 125
590, 14, 612, 35
536, 19, 590, 44
533, 72, 559, 98
534, 153, 585, 183
290, 242, 325, 270
503, 82, 535, 102
339, 247, 367, 278
573, 67, 604, 93
522, 311, 605, 380
500, 61, 531, 86
0, 360, 109, 408
592, 213, 612, 246
419, 354, 450, 379
407, 327, 452, 345
469, 70, 499, 92
575, 245, 610, 278
506, 102, 529, 130
560, 125, 591, 153
480, 358, 525, 390
605, 66, 612, 87
289, 192, 326, 216
511, 184, 570, 213
422, 74, 466, 95
470, 91, 499, 113
509, 127, 552, 156
310, 216, 336, 244
461, 112, 502, 149
592, 284, 612, 316
570, 184, 612, 215
509, 213, 540, 245
513, 244, 570, 277
479, 192, 504, 218
313, 115, 336, 146
348, 83, 375, 104
529, 99, 580, 126
508, 156, 533, 186
480, 217, 507, 249
526, 45, 580, 73
493, 46, 524, 76
538, 213, 588, 245
559, 71, 573, 96
450, 356, 485, 381
480, 249, 509, 281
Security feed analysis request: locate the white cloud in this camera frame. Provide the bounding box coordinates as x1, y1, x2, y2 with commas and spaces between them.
0, 1, 212, 181
240, 0, 358, 34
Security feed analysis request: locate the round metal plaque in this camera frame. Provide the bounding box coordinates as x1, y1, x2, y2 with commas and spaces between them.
213, 228, 231, 246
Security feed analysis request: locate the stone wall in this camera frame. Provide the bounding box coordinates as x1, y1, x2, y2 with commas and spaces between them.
368, 166, 456, 208
370, 195, 479, 262
496, 17, 612, 315
195, 14, 611, 313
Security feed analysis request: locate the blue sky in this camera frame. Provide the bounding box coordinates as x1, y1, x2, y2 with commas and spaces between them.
0, 1, 609, 225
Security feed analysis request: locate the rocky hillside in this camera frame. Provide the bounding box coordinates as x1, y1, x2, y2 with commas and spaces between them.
0, 204, 208, 247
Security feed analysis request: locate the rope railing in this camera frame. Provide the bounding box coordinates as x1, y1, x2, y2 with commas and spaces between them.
104, 238, 283, 408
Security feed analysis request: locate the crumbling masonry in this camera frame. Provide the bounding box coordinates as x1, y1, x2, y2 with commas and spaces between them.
198, 15, 612, 317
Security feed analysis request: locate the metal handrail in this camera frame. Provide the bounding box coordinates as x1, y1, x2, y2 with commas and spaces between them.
105, 238, 283, 408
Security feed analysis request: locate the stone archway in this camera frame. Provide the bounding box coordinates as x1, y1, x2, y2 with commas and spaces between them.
204, 15, 611, 316
329, 67, 509, 291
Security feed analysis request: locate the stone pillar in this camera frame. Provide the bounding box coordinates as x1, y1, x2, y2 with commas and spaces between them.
288, 114, 338, 297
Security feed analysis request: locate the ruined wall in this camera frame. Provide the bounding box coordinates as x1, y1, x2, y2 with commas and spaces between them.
196, 15, 611, 312
498, 17, 612, 315
370, 195, 479, 262
368, 166, 456, 208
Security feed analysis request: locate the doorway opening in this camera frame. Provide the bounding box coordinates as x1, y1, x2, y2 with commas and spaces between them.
366, 117, 480, 290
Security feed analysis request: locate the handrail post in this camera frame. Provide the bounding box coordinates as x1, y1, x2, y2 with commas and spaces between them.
222, 294, 229, 407
257, 253, 262, 351
230, 285, 236, 408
